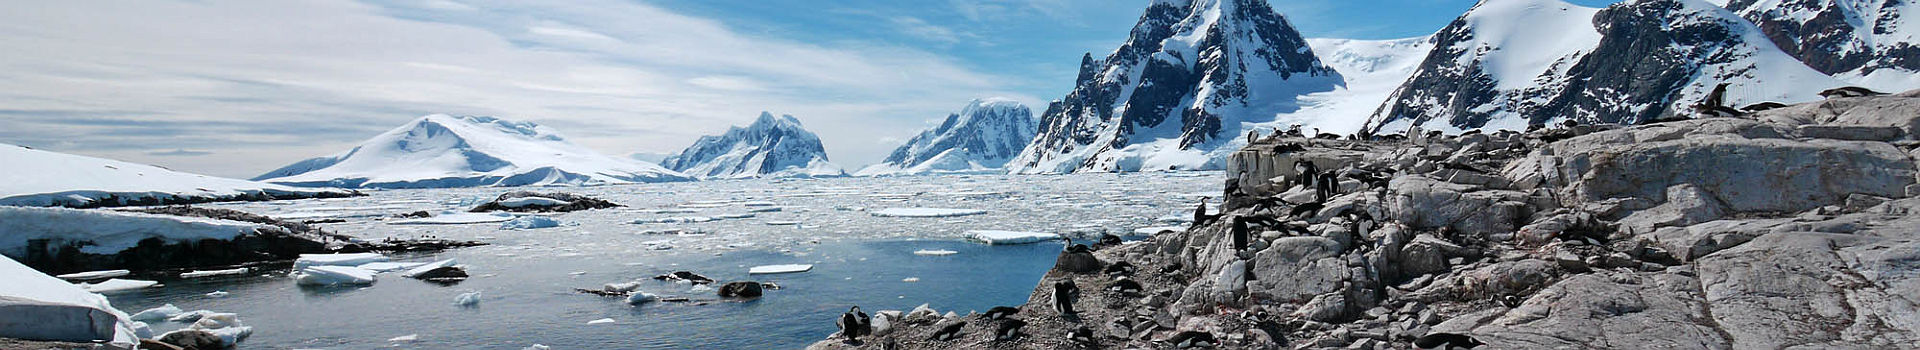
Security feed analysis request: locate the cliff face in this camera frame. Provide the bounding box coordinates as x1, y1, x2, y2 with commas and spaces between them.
813, 91, 1920, 349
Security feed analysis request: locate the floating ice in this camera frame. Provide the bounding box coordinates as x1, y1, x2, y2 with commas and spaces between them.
294, 253, 388, 268
180, 267, 250, 279
747, 206, 784, 213
78, 279, 159, 293
625, 291, 658, 305
501, 216, 567, 230
455, 291, 481, 306
587, 318, 616, 325
678, 203, 730, 208
168, 310, 215, 323
389, 212, 515, 225
637, 208, 701, 214
632, 216, 714, 224
401, 259, 458, 278
495, 196, 570, 208
902, 277, 921, 282
715, 213, 756, 219
294, 266, 377, 286
55, 269, 129, 280
604, 281, 642, 293
389, 334, 419, 342
748, 264, 813, 274
689, 285, 713, 293
356, 262, 428, 273
913, 249, 958, 256
871, 207, 987, 218
765, 221, 801, 226
965, 230, 1062, 245
525, 345, 551, 350
130, 304, 184, 322
205, 291, 230, 298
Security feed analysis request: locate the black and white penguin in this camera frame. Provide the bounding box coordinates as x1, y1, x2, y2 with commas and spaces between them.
1413, 333, 1486, 349
1168, 331, 1217, 348
994, 319, 1027, 341
1193, 197, 1216, 226
1315, 170, 1338, 202
928, 321, 967, 341
1741, 101, 1788, 112
838, 306, 871, 341
1097, 234, 1123, 248
983, 306, 1020, 320
1052, 280, 1080, 315
1108, 277, 1143, 295
1103, 260, 1136, 277
1230, 216, 1249, 252
1820, 86, 1883, 99
1289, 201, 1324, 220
1066, 326, 1096, 345
1292, 160, 1319, 190
1064, 240, 1093, 254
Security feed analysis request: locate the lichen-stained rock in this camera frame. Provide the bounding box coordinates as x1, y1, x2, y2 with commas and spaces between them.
1513, 129, 1916, 215
1696, 232, 1920, 349
1467, 272, 1731, 349
1247, 236, 1346, 303
1385, 176, 1531, 234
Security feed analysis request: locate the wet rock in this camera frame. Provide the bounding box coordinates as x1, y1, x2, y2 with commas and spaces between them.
156, 329, 224, 350
469, 191, 621, 213
410, 266, 468, 280
718, 281, 763, 298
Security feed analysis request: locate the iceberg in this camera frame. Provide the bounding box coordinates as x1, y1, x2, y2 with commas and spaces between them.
179, 267, 251, 279
0, 256, 140, 345
78, 279, 160, 293
55, 269, 130, 280
294, 253, 388, 268
748, 264, 813, 274
130, 304, 184, 322
870, 208, 988, 218
455, 291, 482, 306
587, 318, 616, 325
294, 266, 378, 286
965, 230, 1062, 245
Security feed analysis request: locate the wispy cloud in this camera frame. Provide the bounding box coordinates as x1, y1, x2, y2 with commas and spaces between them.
0, 0, 1037, 178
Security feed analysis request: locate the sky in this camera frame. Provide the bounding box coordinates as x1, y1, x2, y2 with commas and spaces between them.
0, 0, 1619, 179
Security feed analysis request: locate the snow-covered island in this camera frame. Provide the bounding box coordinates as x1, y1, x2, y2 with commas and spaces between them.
254, 114, 692, 188
0, 143, 359, 208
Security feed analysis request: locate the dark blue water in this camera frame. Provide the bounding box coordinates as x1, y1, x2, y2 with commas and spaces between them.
108, 239, 1061, 349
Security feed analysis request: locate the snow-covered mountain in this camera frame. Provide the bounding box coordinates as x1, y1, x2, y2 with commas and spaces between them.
1007, 0, 1343, 174
660, 112, 845, 179
1365, 0, 1911, 133
0, 143, 355, 208
1718, 0, 1920, 86
255, 114, 691, 188
856, 98, 1036, 176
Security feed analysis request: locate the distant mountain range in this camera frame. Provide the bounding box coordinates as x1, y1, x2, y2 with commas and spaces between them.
255, 114, 691, 188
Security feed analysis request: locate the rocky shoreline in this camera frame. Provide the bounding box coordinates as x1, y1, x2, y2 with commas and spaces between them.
809, 91, 1920, 349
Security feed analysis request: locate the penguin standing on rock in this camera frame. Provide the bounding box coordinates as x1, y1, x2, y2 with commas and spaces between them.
837, 306, 871, 342
1053, 280, 1080, 315
1193, 197, 1217, 226
1293, 160, 1319, 190
1231, 216, 1249, 253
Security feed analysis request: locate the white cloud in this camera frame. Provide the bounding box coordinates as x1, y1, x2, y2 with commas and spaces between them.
0, 0, 1039, 177
890, 16, 965, 43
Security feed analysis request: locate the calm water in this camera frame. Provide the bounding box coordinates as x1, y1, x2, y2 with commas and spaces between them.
104, 173, 1217, 349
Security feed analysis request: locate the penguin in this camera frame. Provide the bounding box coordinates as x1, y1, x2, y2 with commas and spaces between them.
1108, 277, 1143, 295
1064, 240, 1093, 254
1819, 86, 1883, 99
1741, 101, 1788, 112
1413, 333, 1486, 349
1246, 130, 1259, 144
993, 319, 1027, 341
983, 306, 1020, 320
1193, 197, 1216, 226
1097, 234, 1123, 248
1103, 260, 1136, 277
1292, 160, 1319, 190
838, 306, 871, 342
1168, 331, 1217, 348
1066, 326, 1096, 345
1289, 201, 1324, 220
1230, 216, 1249, 252
1315, 170, 1339, 202
929, 321, 968, 341
1703, 82, 1728, 108
1052, 280, 1080, 315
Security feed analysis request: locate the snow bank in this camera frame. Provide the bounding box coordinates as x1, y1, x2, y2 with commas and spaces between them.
0, 256, 139, 345
388, 212, 515, 225
294, 265, 378, 286
0, 206, 268, 258
748, 264, 814, 274
0, 143, 353, 208
965, 230, 1062, 245
294, 253, 388, 268
870, 207, 988, 218
500, 216, 567, 230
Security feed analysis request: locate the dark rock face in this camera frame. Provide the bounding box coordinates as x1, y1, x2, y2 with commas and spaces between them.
1725, 0, 1920, 75
1531, 0, 1748, 125
1010, 0, 1340, 173
468, 191, 621, 213
1365, 11, 1505, 130
20, 206, 481, 274
718, 281, 764, 298
660, 112, 843, 178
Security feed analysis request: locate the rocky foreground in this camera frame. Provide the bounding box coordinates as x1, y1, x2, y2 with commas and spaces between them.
810, 91, 1920, 349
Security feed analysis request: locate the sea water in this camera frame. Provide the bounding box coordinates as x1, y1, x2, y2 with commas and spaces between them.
107, 172, 1218, 349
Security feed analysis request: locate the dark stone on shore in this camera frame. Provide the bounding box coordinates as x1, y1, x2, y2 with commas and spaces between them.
719, 281, 764, 298
157, 329, 224, 350
18, 205, 485, 274
44, 189, 363, 210
469, 191, 622, 213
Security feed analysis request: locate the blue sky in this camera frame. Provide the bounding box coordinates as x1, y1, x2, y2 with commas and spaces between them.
0, 0, 1621, 178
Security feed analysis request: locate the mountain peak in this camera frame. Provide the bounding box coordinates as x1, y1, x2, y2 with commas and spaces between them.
255, 114, 689, 188
858, 100, 1036, 176
662, 113, 844, 179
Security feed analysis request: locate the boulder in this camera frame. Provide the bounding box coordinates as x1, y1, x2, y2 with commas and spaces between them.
156, 329, 224, 350
1385, 176, 1530, 234
1618, 183, 1727, 233
1054, 251, 1102, 274
1399, 234, 1469, 277
1246, 237, 1347, 302
718, 281, 763, 298
1464, 273, 1730, 349
1515, 132, 1915, 214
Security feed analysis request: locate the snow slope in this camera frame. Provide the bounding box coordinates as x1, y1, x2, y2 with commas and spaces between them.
0, 206, 271, 259
1718, 0, 1920, 88
255, 114, 691, 188
856, 98, 1036, 176
660, 113, 846, 179
0, 143, 355, 208
1007, 0, 1343, 174
0, 255, 139, 346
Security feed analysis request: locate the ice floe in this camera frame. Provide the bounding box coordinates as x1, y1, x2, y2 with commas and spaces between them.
131, 304, 184, 322
294, 253, 388, 268
455, 291, 482, 306
749, 264, 813, 274
632, 216, 715, 224
55, 269, 130, 280
587, 318, 617, 325
913, 249, 959, 256
401, 259, 458, 278
180, 267, 250, 279
78, 279, 160, 293
294, 266, 378, 286
964, 230, 1062, 245
870, 207, 987, 218
501, 216, 568, 230
356, 262, 427, 273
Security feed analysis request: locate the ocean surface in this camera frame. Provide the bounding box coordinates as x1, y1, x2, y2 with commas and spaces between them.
105, 172, 1217, 349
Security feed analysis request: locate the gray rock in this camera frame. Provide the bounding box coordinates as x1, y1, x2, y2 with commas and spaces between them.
1247, 237, 1347, 302
1466, 273, 1730, 349
1796, 125, 1904, 141
1385, 176, 1531, 234
1292, 292, 1351, 322
1619, 183, 1727, 233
